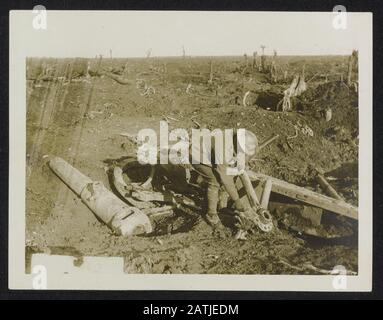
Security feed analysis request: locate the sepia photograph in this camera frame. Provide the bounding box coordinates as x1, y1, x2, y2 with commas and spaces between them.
9, 10, 372, 291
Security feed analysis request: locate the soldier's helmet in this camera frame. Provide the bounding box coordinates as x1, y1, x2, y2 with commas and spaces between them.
237, 129, 258, 156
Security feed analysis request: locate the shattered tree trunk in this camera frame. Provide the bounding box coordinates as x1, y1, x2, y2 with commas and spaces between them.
347, 50, 357, 86
208, 60, 214, 84
123, 60, 129, 77
270, 61, 277, 83
252, 52, 257, 69
260, 55, 266, 72
260, 46, 266, 72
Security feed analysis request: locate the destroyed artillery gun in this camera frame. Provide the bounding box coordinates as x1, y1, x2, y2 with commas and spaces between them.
107, 135, 284, 238
48, 136, 358, 239
111, 158, 274, 239
109, 158, 358, 239
108, 133, 358, 239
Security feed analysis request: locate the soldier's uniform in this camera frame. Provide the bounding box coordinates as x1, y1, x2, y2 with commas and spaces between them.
191, 130, 258, 226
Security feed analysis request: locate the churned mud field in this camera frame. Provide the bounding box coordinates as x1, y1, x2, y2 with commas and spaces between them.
26, 56, 358, 274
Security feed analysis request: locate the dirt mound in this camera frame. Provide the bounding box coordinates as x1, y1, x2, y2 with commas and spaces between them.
301, 81, 358, 130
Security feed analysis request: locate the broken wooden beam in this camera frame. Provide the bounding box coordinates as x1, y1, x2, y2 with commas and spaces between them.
260, 179, 272, 209
317, 174, 343, 200
239, 171, 260, 206
247, 171, 358, 220
259, 134, 279, 150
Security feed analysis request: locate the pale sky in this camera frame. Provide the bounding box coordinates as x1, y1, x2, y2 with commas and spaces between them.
11, 11, 371, 57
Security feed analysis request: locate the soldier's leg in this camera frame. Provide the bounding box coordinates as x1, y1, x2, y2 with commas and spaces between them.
218, 187, 229, 210
192, 164, 221, 225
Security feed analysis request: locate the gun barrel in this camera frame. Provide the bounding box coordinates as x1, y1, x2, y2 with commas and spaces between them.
48, 157, 152, 236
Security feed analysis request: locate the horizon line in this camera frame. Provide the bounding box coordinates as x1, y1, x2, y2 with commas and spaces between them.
26, 53, 352, 59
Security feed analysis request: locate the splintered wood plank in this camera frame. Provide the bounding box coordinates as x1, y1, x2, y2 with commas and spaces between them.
247, 171, 358, 220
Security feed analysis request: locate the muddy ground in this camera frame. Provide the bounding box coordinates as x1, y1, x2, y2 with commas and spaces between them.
26, 56, 358, 274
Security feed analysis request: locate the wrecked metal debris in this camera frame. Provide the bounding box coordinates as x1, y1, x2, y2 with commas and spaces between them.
49, 156, 152, 236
